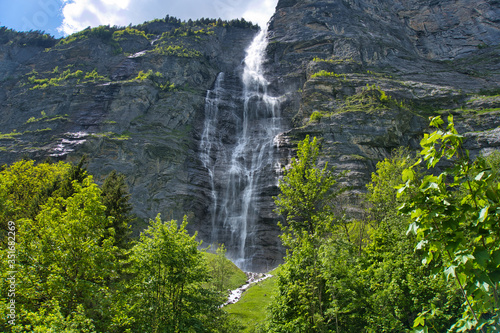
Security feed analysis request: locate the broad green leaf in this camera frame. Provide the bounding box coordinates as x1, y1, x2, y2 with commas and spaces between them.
444, 240, 460, 253
444, 265, 457, 281
485, 188, 498, 202
402, 169, 414, 184
413, 314, 426, 327
473, 248, 489, 269
447, 114, 454, 127
478, 205, 489, 223
490, 270, 500, 283
457, 272, 467, 287
492, 249, 500, 266
429, 116, 444, 128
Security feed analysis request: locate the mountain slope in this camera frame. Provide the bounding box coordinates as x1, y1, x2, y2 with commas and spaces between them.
265, 0, 500, 214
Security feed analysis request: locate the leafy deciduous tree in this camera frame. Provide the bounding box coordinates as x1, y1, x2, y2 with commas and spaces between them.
267, 135, 346, 332
399, 115, 500, 332
128, 215, 228, 332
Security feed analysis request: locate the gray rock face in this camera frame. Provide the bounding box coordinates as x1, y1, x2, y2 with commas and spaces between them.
0, 25, 259, 240
267, 0, 500, 171
265, 0, 500, 211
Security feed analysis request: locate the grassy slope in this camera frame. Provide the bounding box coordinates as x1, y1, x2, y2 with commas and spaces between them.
225, 267, 280, 332
203, 252, 247, 290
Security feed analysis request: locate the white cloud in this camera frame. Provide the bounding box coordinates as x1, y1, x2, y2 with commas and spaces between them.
58, 0, 278, 35
59, 0, 131, 34
241, 0, 277, 28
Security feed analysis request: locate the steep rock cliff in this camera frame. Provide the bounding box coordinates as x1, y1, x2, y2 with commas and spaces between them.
266, 0, 500, 216
0, 22, 259, 238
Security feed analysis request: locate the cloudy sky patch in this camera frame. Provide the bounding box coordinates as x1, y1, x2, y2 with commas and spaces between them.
59, 0, 278, 35
0, 0, 278, 38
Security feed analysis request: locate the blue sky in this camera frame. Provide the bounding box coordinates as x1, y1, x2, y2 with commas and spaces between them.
0, 0, 277, 38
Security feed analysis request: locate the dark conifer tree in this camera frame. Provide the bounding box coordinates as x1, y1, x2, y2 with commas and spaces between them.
101, 170, 133, 250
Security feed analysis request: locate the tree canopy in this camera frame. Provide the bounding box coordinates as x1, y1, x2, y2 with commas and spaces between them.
262, 120, 500, 332
0, 159, 238, 332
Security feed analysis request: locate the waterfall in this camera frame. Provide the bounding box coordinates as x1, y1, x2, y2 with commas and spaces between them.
200, 28, 282, 272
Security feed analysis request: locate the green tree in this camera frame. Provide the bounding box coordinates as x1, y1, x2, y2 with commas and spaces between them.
0, 160, 137, 332
210, 244, 229, 293
399, 115, 500, 332
365, 148, 416, 224
315, 148, 461, 333
274, 135, 343, 244
0, 174, 118, 331
128, 215, 227, 332
360, 148, 461, 332
266, 135, 346, 332
101, 170, 133, 250
0, 160, 70, 236
54, 156, 88, 199
265, 143, 463, 333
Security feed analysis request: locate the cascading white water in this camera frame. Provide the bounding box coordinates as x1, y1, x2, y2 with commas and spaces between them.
199, 28, 282, 271
200, 72, 225, 241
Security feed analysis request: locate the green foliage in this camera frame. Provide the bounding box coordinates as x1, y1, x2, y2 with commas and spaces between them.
266, 240, 332, 332
90, 132, 131, 140
264, 139, 465, 332
0, 161, 119, 331
311, 70, 347, 80
153, 43, 202, 58
206, 244, 247, 292
267, 136, 347, 332
10, 300, 96, 333
56, 25, 122, 53
0, 160, 71, 228
27, 68, 92, 90
366, 70, 393, 79
0, 159, 237, 332
275, 135, 344, 242
312, 57, 337, 63
25, 111, 69, 124
160, 27, 216, 39
101, 170, 133, 250
133, 70, 177, 91
337, 84, 404, 114
112, 27, 148, 41
0, 131, 22, 140
366, 147, 418, 224
135, 15, 257, 35
312, 56, 358, 65
83, 69, 108, 82
127, 215, 229, 332
59, 25, 115, 45
398, 115, 500, 332
309, 111, 323, 122
0, 27, 56, 48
